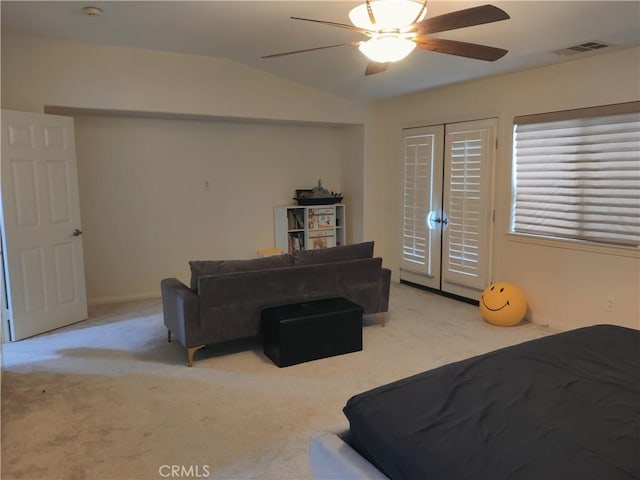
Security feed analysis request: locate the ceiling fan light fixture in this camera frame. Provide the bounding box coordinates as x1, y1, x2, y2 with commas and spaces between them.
266, 4, 510, 76
349, 0, 426, 30
359, 36, 416, 63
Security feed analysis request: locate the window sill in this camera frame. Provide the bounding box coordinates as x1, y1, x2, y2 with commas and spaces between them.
506, 233, 640, 259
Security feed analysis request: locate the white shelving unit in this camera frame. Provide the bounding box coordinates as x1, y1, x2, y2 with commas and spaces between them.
274, 204, 345, 253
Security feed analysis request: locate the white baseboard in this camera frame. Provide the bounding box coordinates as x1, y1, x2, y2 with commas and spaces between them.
88, 292, 161, 307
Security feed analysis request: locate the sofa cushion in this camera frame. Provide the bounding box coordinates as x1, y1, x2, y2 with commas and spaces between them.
189, 254, 294, 290
292, 241, 374, 266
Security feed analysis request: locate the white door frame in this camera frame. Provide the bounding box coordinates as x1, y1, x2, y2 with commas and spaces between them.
1, 228, 7, 342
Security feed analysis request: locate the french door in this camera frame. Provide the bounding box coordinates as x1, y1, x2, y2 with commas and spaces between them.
401, 118, 496, 301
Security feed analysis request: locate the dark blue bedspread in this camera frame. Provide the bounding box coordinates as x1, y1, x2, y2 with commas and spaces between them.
344, 325, 640, 480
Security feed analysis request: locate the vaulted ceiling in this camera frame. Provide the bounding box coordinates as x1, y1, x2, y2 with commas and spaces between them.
2, 1, 639, 101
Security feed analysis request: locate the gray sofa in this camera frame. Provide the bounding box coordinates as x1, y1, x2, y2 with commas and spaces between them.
160, 242, 391, 366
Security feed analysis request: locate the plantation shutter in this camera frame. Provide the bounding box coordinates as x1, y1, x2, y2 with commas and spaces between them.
401, 126, 443, 276
442, 121, 494, 290
513, 102, 640, 247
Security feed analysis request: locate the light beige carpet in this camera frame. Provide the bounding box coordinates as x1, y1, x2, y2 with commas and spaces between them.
1, 283, 553, 480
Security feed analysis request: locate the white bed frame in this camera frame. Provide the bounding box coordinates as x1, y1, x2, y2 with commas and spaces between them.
308, 431, 390, 480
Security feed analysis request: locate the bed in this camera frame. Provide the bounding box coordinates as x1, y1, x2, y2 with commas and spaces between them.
309, 324, 640, 479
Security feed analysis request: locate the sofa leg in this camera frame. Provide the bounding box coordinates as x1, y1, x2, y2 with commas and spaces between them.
187, 345, 205, 367
376, 312, 387, 327
168, 330, 172, 343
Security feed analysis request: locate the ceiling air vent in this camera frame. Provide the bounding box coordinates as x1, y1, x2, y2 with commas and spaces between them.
553, 41, 613, 56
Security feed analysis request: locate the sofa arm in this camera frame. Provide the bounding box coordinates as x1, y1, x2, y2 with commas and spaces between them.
160, 278, 200, 348
378, 268, 391, 313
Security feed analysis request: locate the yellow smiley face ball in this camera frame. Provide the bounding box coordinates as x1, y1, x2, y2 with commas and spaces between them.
480, 283, 528, 326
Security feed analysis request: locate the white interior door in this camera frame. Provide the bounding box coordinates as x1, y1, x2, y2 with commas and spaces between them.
400, 119, 496, 301
1, 109, 87, 340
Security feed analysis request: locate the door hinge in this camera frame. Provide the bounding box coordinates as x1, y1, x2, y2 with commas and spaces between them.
492, 210, 496, 222
495, 137, 498, 149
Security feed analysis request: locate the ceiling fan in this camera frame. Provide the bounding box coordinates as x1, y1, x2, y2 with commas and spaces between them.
262, 1, 510, 76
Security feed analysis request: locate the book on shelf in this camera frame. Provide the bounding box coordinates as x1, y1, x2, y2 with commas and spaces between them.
287, 210, 304, 230
288, 231, 305, 251
307, 209, 318, 230
316, 207, 334, 216
318, 213, 335, 228
308, 207, 334, 229
308, 231, 336, 249
308, 207, 334, 230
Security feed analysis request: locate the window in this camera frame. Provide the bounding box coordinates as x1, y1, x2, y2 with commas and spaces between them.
512, 102, 640, 247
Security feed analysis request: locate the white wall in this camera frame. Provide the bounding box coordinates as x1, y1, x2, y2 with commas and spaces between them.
0, 33, 368, 125
1, 33, 370, 304
368, 47, 640, 331
340, 125, 365, 245
74, 114, 343, 303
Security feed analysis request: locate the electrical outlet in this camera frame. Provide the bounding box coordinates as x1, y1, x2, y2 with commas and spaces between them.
605, 296, 615, 313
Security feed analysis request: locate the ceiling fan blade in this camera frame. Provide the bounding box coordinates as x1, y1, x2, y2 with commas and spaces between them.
415, 38, 508, 61
365, 62, 389, 76
413, 5, 510, 35
262, 43, 356, 59
290, 16, 372, 35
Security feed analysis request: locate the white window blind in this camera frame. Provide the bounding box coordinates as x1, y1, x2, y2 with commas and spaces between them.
402, 131, 436, 273
513, 102, 640, 247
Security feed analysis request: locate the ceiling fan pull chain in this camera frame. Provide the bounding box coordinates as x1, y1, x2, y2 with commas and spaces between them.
365, 0, 377, 26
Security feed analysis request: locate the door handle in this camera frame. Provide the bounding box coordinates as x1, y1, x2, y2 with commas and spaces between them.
427, 211, 449, 229
427, 211, 449, 230
427, 211, 439, 230
71, 228, 83, 237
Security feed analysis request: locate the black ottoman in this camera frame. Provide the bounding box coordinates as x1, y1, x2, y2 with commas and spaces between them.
261, 297, 363, 367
